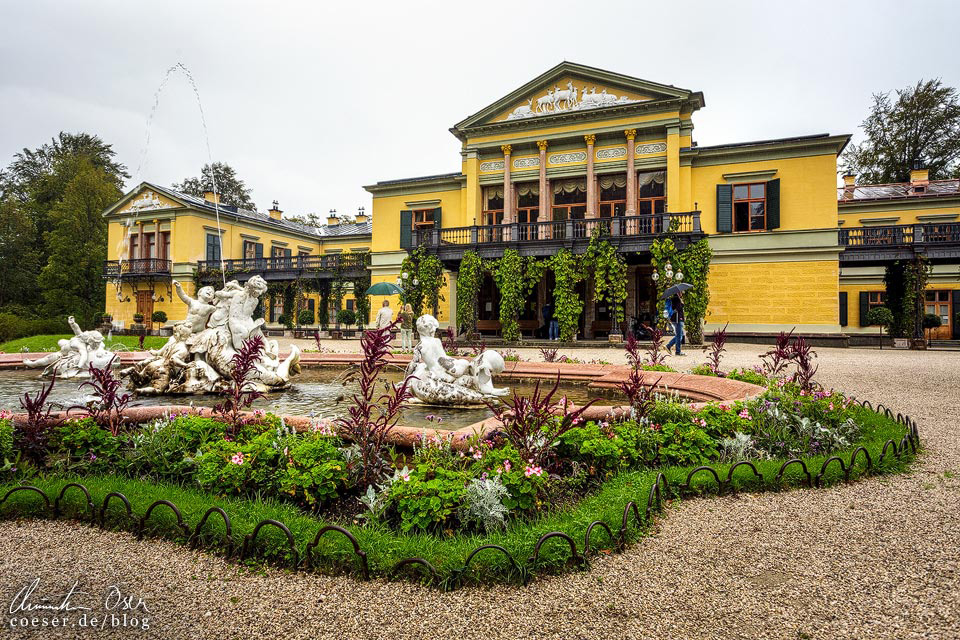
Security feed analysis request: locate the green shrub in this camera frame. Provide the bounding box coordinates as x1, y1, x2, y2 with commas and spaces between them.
297, 309, 315, 325
690, 363, 718, 377
336, 309, 356, 327
690, 403, 748, 439
559, 420, 658, 472
470, 444, 546, 512
727, 368, 770, 386
389, 466, 469, 532
641, 363, 676, 372
195, 432, 281, 497
0, 419, 15, 465
649, 400, 694, 428
51, 418, 121, 474
126, 415, 228, 481
151, 310, 168, 324
277, 434, 348, 508
0, 312, 69, 345
657, 422, 718, 466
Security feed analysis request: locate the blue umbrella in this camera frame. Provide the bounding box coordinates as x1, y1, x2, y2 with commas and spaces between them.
660, 282, 693, 300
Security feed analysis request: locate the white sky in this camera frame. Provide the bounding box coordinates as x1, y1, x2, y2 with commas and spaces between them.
1, 0, 958, 218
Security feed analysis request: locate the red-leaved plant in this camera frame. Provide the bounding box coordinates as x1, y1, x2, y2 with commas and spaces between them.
645, 325, 668, 366
539, 346, 560, 363
487, 375, 596, 470
442, 326, 461, 357
760, 329, 795, 378
790, 336, 819, 392
336, 320, 411, 488
72, 357, 131, 436
620, 333, 658, 419
16, 375, 59, 466
214, 334, 266, 435
703, 323, 729, 376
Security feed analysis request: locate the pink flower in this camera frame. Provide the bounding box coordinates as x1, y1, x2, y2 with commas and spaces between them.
502, 459, 512, 473
524, 464, 543, 478
738, 409, 751, 420
399, 468, 411, 482
230, 452, 245, 465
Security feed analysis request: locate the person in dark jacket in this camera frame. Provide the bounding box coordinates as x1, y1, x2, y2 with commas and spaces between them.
665, 292, 685, 355
543, 302, 558, 341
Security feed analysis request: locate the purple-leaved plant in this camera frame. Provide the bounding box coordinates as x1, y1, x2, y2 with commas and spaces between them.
16, 375, 59, 466
703, 323, 729, 376
72, 356, 131, 436
214, 334, 266, 435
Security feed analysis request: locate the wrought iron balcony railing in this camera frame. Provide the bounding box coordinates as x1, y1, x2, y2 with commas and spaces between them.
413, 212, 701, 249
102, 258, 172, 279
839, 223, 960, 248
195, 252, 370, 278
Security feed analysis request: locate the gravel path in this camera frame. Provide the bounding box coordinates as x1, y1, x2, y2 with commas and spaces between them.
1, 344, 958, 639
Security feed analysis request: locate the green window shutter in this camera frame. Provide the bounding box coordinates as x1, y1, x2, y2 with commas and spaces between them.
399, 210, 413, 249
283, 248, 292, 257
953, 290, 960, 339
839, 291, 848, 326
766, 178, 781, 230
255, 243, 263, 259
716, 184, 732, 233
859, 292, 870, 326
433, 207, 442, 229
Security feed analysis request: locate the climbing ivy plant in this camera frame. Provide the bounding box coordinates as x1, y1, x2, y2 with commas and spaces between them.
456, 250, 483, 336
491, 250, 528, 342
550, 249, 585, 341
352, 272, 371, 328
585, 228, 628, 326
885, 256, 931, 338
400, 246, 446, 317
650, 237, 712, 344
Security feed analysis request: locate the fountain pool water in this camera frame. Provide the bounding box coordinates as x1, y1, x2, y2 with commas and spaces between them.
0, 369, 622, 430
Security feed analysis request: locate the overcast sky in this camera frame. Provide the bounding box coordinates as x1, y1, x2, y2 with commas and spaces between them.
2, 0, 958, 219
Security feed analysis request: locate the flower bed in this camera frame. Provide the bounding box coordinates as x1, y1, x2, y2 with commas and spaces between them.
0, 327, 920, 586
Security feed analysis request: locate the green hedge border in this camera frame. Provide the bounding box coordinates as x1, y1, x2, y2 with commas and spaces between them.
0, 402, 918, 588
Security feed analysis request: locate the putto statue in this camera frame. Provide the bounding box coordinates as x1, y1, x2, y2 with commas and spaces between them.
23, 316, 117, 378
121, 276, 300, 395
403, 314, 509, 405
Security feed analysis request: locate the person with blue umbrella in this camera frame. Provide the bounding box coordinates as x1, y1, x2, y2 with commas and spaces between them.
662, 282, 692, 356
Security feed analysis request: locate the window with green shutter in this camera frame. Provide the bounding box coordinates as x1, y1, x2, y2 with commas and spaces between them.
839, 291, 848, 326
399, 210, 412, 249
766, 178, 780, 229
716, 184, 732, 233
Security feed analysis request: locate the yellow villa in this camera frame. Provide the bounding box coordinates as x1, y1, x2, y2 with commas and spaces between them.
102, 62, 960, 345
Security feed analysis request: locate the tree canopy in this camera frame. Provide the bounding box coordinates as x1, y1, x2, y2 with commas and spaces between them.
173, 162, 256, 210
842, 79, 960, 183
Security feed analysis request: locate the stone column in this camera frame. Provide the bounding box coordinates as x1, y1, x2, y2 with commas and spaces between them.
138, 222, 145, 259
537, 140, 548, 221
584, 135, 596, 218
153, 219, 160, 261
625, 129, 637, 216
501, 144, 512, 224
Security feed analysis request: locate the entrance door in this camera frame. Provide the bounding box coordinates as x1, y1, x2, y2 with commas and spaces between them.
925, 290, 952, 340
136, 291, 154, 329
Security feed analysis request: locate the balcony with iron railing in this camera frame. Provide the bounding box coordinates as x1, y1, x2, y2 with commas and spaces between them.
195, 252, 370, 282
839, 222, 960, 262
412, 211, 702, 260
102, 258, 172, 280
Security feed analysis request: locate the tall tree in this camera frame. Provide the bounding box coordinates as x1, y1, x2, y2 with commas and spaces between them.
38, 158, 121, 325
0, 196, 41, 308
173, 162, 256, 210
842, 79, 960, 183
0, 132, 128, 314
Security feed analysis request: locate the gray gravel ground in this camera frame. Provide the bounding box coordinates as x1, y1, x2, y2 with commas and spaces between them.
1, 343, 958, 639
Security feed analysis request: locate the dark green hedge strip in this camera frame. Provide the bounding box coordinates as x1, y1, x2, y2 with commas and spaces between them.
0, 404, 918, 588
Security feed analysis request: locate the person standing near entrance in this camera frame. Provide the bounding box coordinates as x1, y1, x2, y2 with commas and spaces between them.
543, 301, 558, 341
375, 299, 393, 330
399, 303, 415, 350
666, 292, 685, 355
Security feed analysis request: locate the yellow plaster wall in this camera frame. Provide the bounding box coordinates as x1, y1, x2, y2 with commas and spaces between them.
692, 153, 839, 232
370, 188, 465, 253
709, 260, 839, 327
466, 111, 681, 146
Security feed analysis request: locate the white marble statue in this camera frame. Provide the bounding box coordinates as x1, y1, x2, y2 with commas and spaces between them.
120, 276, 300, 395
23, 316, 117, 378
403, 314, 508, 405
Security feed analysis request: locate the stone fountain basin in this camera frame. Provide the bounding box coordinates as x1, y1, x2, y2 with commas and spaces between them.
2, 352, 765, 450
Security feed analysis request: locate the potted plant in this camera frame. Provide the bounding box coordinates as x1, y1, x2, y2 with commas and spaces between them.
133, 313, 144, 323
923, 312, 942, 347
337, 309, 356, 338
865, 306, 893, 350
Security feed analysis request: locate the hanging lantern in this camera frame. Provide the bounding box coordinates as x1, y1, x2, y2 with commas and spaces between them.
651, 271, 660, 282
675, 271, 683, 281
412, 278, 419, 286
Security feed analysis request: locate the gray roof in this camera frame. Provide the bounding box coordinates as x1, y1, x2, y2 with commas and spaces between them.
838, 179, 960, 202
143, 183, 372, 238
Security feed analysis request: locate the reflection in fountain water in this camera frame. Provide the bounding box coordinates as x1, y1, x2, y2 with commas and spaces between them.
0, 369, 618, 430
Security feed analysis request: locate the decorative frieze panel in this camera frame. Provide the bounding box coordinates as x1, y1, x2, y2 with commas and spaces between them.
513, 157, 540, 169
549, 151, 587, 165
596, 147, 627, 160
479, 160, 505, 172
636, 142, 667, 155
125, 190, 171, 213
505, 81, 644, 120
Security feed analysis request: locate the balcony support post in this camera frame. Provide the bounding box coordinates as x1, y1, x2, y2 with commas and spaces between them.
625, 130, 637, 216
